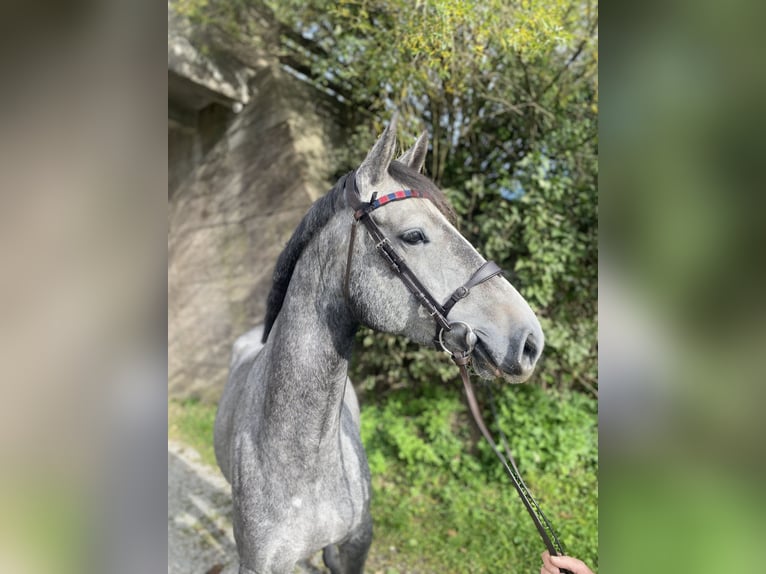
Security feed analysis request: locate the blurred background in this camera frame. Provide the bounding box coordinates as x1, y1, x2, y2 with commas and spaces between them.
0, 0, 167, 573
600, 0, 766, 572
0, 0, 763, 572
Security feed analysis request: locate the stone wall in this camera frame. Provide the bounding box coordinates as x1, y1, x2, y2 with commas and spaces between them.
168, 5, 347, 402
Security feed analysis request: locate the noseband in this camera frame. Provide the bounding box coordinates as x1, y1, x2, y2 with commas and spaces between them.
341, 170, 573, 572
342, 171, 503, 357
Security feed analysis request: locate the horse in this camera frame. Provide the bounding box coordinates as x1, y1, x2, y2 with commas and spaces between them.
213, 116, 544, 574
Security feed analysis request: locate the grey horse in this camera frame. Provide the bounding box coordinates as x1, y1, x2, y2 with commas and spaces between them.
214, 117, 544, 574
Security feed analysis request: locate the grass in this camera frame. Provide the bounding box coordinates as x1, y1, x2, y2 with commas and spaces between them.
359, 383, 598, 572
366, 469, 597, 573
169, 398, 218, 468
168, 385, 598, 573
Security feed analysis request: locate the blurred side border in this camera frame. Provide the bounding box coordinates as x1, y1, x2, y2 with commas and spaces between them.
601, 0, 766, 571
0, 0, 168, 573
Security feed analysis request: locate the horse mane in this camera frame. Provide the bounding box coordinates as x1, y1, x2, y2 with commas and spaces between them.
261, 162, 455, 343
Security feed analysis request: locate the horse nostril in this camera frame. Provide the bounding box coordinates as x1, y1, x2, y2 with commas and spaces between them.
521, 333, 539, 366
502, 328, 544, 378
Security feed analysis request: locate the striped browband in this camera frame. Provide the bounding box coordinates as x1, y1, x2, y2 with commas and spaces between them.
353, 189, 426, 220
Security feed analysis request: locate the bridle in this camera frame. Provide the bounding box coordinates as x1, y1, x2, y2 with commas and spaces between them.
342, 171, 502, 350
341, 171, 573, 573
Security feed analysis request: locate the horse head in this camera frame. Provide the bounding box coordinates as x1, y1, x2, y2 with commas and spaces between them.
345, 116, 544, 383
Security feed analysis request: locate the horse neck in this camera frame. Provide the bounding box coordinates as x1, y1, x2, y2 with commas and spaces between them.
261, 222, 358, 448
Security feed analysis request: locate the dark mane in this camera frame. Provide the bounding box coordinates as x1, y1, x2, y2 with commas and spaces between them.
261, 162, 454, 342
260, 175, 348, 343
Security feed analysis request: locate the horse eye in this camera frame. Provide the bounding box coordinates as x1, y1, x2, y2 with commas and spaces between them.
400, 229, 428, 245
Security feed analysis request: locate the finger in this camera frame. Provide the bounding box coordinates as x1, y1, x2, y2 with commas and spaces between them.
549, 554, 593, 574
540, 551, 558, 574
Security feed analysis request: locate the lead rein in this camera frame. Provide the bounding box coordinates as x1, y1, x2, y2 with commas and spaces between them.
456, 360, 574, 574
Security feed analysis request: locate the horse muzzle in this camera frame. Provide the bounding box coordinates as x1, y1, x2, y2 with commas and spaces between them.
471, 323, 544, 383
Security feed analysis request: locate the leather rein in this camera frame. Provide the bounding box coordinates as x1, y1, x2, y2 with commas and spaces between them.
341, 172, 572, 572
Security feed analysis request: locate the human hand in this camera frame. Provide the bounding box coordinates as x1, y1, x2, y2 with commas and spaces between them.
540, 550, 594, 574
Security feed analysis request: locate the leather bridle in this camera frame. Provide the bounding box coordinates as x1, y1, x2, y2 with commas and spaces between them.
341, 170, 573, 573
342, 171, 503, 349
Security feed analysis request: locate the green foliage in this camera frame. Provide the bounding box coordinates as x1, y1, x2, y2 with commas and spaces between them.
360, 386, 477, 476
360, 383, 598, 571
445, 138, 598, 392
485, 383, 597, 476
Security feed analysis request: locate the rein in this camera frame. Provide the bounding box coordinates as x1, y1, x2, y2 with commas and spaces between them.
342, 171, 573, 573
457, 364, 572, 574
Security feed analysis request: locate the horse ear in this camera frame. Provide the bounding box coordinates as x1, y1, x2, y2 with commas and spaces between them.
397, 131, 429, 173
356, 113, 399, 194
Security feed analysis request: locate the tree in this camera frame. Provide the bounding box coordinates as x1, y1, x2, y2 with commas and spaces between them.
178, 0, 598, 392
